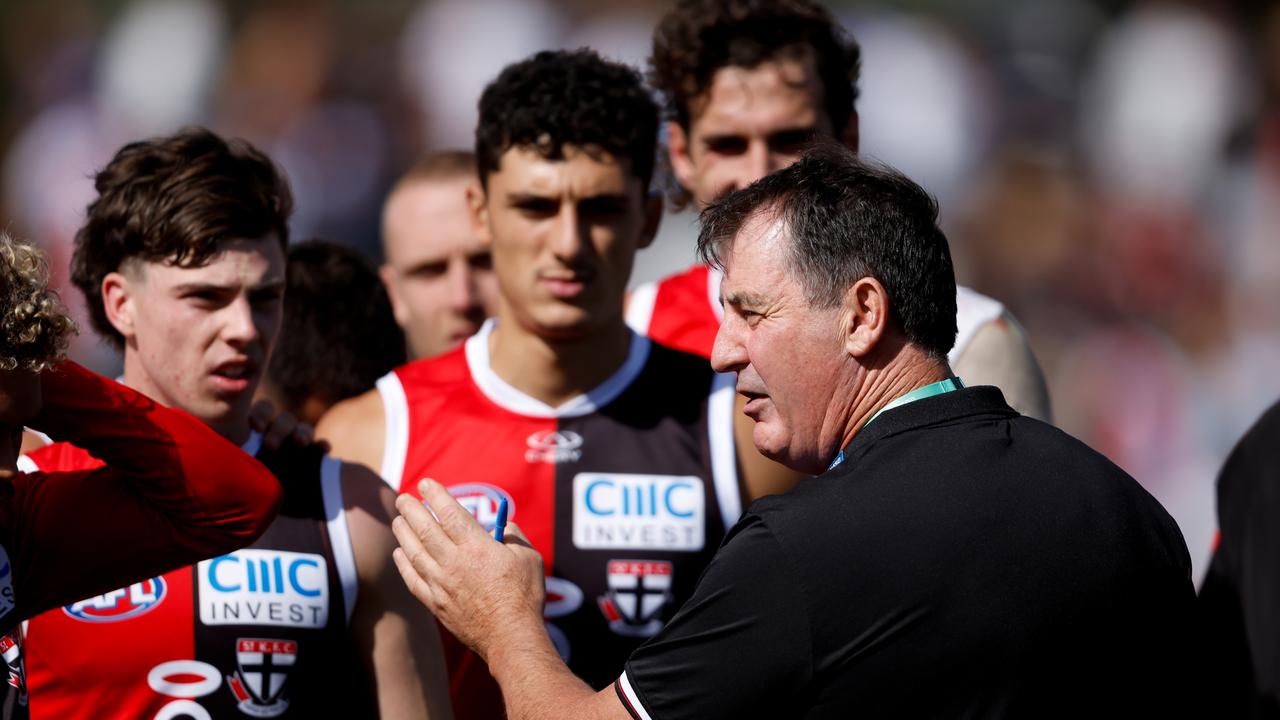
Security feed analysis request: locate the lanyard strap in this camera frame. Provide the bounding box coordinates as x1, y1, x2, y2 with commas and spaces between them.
827, 377, 965, 471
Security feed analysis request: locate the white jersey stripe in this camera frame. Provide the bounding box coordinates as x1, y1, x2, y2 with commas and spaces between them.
617, 672, 656, 720
707, 265, 724, 322
625, 281, 659, 335
319, 456, 359, 624
377, 372, 410, 491
15, 455, 38, 474
708, 371, 741, 529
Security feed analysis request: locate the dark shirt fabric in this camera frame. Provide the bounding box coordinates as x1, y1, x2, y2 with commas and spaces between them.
623, 386, 1196, 719
1200, 399, 1280, 719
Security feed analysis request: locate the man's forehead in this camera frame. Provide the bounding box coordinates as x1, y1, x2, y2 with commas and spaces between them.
383, 179, 479, 264
129, 236, 285, 283
489, 144, 635, 193
690, 59, 828, 131
721, 211, 790, 286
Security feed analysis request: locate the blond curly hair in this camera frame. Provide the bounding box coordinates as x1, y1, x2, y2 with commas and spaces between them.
1, 232, 75, 372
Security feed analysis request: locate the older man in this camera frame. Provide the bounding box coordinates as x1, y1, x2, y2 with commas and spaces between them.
391, 145, 1196, 719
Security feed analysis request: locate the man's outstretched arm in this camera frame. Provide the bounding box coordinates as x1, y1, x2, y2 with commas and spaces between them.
391, 481, 630, 720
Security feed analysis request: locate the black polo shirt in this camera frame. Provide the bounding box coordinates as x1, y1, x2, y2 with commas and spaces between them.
618, 386, 1195, 719
1199, 399, 1280, 717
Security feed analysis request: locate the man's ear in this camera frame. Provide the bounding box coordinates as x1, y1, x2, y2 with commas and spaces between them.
466, 182, 491, 249
378, 264, 411, 327
842, 276, 888, 358
638, 191, 664, 250
842, 110, 859, 154
101, 271, 137, 342
666, 121, 697, 193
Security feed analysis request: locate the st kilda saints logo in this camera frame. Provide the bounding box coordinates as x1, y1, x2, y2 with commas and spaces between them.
225, 638, 296, 717
597, 560, 674, 637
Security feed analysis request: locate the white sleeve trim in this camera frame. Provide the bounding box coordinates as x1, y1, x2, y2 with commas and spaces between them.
15, 455, 38, 473
376, 372, 409, 492
708, 371, 741, 529
625, 281, 659, 335
618, 671, 656, 720
320, 456, 359, 624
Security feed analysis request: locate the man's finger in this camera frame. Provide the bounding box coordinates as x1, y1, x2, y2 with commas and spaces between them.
262, 411, 300, 450
419, 479, 490, 545
391, 512, 448, 580
395, 491, 457, 560
502, 520, 535, 550
392, 547, 442, 613
249, 400, 273, 431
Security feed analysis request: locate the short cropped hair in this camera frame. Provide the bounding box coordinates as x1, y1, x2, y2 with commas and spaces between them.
265, 240, 405, 415
71, 127, 293, 348
698, 143, 957, 359
0, 232, 75, 372
475, 49, 658, 190
650, 0, 861, 131
395, 150, 477, 187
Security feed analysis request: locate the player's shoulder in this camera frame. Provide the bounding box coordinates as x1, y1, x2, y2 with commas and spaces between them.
392, 344, 471, 390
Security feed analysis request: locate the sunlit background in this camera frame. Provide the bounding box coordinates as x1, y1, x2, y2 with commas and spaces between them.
3, 0, 1276, 581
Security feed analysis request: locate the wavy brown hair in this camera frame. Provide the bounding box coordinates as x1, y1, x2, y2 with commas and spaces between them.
1, 232, 75, 372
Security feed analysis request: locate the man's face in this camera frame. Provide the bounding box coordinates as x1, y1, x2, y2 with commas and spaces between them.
712, 212, 850, 475
670, 58, 835, 208
474, 145, 657, 341
381, 177, 500, 359
109, 236, 286, 440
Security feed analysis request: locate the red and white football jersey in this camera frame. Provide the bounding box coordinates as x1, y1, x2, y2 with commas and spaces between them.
19, 437, 371, 720
378, 319, 741, 719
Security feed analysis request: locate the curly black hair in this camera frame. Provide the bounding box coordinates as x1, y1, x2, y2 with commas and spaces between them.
71, 127, 293, 348
264, 240, 405, 418
650, 0, 861, 131
475, 49, 658, 189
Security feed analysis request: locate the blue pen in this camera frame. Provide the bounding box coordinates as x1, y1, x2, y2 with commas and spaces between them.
494, 497, 509, 543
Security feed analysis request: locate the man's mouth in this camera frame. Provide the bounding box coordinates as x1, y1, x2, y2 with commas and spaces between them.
540, 272, 592, 299
740, 390, 769, 416
210, 360, 258, 393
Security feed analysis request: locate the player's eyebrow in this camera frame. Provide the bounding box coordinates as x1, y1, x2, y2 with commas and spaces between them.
722, 290, 768, 309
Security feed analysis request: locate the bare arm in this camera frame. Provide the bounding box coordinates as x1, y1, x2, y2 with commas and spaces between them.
391, 482, 630, 720
316, 390, 386, 477
343, 462, 452, 719
952, 313, 1052, 423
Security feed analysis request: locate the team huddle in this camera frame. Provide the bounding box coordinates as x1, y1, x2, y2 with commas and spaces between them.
0, 1, 1264, 719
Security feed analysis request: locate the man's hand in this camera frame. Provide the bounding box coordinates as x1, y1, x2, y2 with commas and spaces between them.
248, 400, 324, 451
392, 479, 545, 663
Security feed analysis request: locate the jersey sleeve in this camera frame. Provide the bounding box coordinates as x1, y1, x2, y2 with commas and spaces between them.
617, 515, 811, 720
2, 361, 283, 627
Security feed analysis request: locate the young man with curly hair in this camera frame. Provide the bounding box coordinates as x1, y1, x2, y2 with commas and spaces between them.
320, 49, 751, 719
15, 131, 450, 720
0, 231, 284, 712
628, 0, 1052, 423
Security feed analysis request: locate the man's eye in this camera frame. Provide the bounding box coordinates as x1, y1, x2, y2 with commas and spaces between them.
769, 130, 816, 155
705, 137, 748, 156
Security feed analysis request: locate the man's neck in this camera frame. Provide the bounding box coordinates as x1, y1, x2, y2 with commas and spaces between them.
488, 316, 633, 409
841, 343, 951, 450
121, 359, 252, 446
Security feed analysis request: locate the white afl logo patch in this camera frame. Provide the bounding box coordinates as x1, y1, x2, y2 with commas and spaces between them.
0, 544, 13, 619
525, 430, 583, 464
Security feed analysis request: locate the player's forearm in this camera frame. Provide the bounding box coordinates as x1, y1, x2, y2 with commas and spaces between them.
31, 361, 282, 549
488, 622, 620, 720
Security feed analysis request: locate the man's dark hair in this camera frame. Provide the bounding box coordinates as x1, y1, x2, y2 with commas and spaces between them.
475, 49, 658, 189
265, 240, 405, 418
71, 127, 293, 347
699, 143, 957, 359
650, 0, 861, 131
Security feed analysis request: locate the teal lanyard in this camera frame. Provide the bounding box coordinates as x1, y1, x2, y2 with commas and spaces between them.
827, 377, 964, 470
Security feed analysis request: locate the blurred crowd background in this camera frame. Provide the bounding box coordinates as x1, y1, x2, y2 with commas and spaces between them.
2, 0, 1275, 581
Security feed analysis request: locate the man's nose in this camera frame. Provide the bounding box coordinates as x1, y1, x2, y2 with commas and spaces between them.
447, 258, 477, 310
711, 314, 748, 375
